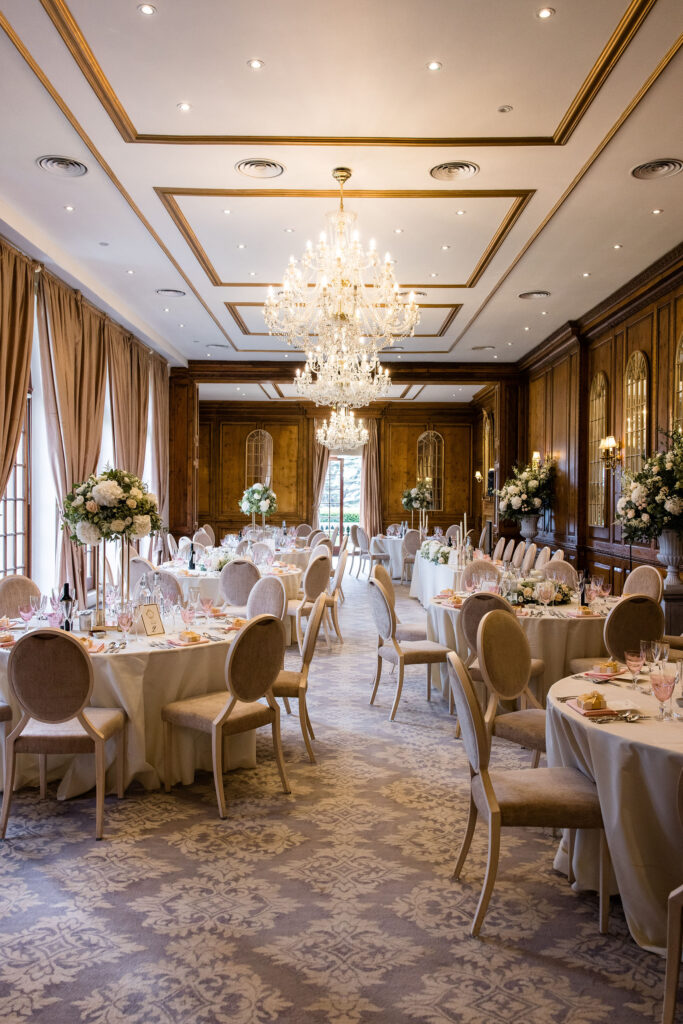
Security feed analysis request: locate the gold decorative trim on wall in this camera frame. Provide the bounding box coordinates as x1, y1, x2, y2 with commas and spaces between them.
39, 0, 657, 148
225, 302, 461, 339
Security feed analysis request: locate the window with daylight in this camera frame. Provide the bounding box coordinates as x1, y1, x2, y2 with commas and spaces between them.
623, 351, 648, 477
245, 429, 273, 488
588, 372, 608, 527
417, 430, 443, 510
674, 334, 683, 430
0, 396, 30, 578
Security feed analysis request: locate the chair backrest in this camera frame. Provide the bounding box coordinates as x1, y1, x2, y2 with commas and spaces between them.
177, 535, 191, 554
521, 543, 537, 574
356, 526, 369, 554
460, 592, 513, 656
329, 526, 339, 548
301, 593, 327, 668
386, 523, 401, 536
551, 549, 565, 560
307, 531, 324, 550
543, 559, 579, 588
331, 549, 348, 594
604, 594, 664, 662
445, 524, 459, 542
225, 614, 284, 702
478, 526, 488, 550
0, 575, 40, 618
349, 523, 359, 548
461, 561, 501, 590
535, 546, 551, 569
492, 537, 505, 561
9, 628, 93, 723
251, 542, 272, 565
477, 609, 532, 702
367, 577, 396, 642
193, 528, 212, 548
166, 533, 178, 558
623, 565, 663, 603
129, 556, 155, 591
295, 524, 312, 538
154, 569, 183, 603
371, 563, 395, 609
310, 543, 331, 562
235, 539, 249, 556
502, 539, 515, 563
246, 575, 286, 620
511, 541, 526, 568
219, 558, 260, 605
303, 553, 332, 602
338, 532, 349, 556
201, 524, 215, 546
446, 652, 490, 773
402, 529, 420, 556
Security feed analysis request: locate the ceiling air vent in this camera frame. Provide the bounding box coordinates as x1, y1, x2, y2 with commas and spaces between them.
235, 158, 285, 179
430, 161, 479, 181
206, 343, 232, 350
156, 288, 186, 297
36, 155, 88, 177
518, 290, 551, 300
631, 159, 683, 180
471, 345, 495, 351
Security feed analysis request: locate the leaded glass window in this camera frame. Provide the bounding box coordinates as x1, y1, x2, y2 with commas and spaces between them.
624, 351, 648, 476
417, 431, 443, 510
245, 429, 273, 488
588, 373, 608, 527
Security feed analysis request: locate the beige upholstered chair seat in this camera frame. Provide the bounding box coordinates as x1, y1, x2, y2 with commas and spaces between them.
473, 766, 602, 830
15, 708, 125, 754
379, 639, 448, 665
491, 708, 546, 751
162, 692, 272, 735
224, 604, 248, 618
396, 620, 428, 642
469, 656, 544, 683
568, 656, 600, 674
272, 669, 302, 698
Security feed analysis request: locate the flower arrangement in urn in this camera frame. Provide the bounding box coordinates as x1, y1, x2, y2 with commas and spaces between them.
402, 479, 433, 511
615, 429, 683, 542
240, 483, 278, 520
496, 457, 556, 523
63, 468, 162, 544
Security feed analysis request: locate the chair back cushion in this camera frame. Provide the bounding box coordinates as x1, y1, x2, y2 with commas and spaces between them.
461, 561, 501, 590
166, 533, 178, 558
311, 543, 332, 561
295, 524, 312, 538
367, 578, 395, 641
9, 629, 93, 723
0, 575, 40, 619
604, 594, 664, 662
445, 525, 459, 541
535, 546, 551, 569
303, 553, 331, 601
551, 549, 565, 560
226, 615, 285, 702
356, 527, 369, 554
622, 565, 663, 603
371, 564, 394, 608
511, 541, 526, 568
156, 570, 183, 603
193, 528, 212, 547
349, 524, 359, 547
302, 593, 327, 667
402, 529, 420, 556
219, 558, 260, 605
477, 609, 531, 701
502, 539, 515, 563
543, 559, 578, 588
251, 542, 272, 565
129, 557, 155, 591
235, 539, 249, 556
460, 592, 512, 655
246, 576, 286, 620
447, 652, 490, 773
478, 526, 488, 550
200, 524, 215, 545
521, 543, 537, 574
331, 549, 348, 593
492, 537, 505, 561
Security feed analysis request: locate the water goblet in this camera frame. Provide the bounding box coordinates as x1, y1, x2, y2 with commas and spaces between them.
653, 640, 670, 668
188, 586, 201, 610
625, 649, 645, 690
18, 603, 33, 633
30, 594, 42, 620
651, 668, 676, 720
640, 639, 654, 675
180, 604, 196, 629
47, 610, 63, 629
116, 602, 134, 642
200, 594, 214, 622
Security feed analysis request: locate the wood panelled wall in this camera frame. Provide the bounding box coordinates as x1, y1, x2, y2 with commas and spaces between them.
519, 245, 683, 592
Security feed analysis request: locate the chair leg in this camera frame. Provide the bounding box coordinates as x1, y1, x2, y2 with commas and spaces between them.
299, 695, 316, 764
321, 613, 331, 651
271, 711, 291, 794
567, 828, 576, 885
282, 696, 292, 715
426, 664, 431, 702
530, 749, 541, 769
389, 659, 405, 721
116, 727, 125, 799
296, 608, 305, 655
38, 754, 47, 799
304, 702, 315, 740
598, 830, 611, 934
331, 601, 343, 643
662, 885, 683, 1024
211, 726, 227, 819
370, 653, 383, 705
452, 793, 478, 879
471, 813, 501, 937
355, 554, 362, 577
0, 740, 17, 839
94, 740, 105, 840
163, 720, 173, 793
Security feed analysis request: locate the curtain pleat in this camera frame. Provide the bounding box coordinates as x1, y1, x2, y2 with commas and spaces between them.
311, 424, 330, 530
0, 240, 34, 499
107, 325, 149, 478
361, 419, 382, 539
150, 355, 169, 556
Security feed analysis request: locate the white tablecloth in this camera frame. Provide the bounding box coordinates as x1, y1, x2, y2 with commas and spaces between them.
371, 535, 405, 579
163, 564, 302, 601
426, 600, 607, 700
410, 557, 463, 607
547, 675, 683, 953
0, 633, 256, 799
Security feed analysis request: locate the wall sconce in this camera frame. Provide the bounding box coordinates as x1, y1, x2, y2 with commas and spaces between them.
474, 470, 483, 483
531, 450, 541, 469
599, 435, 621, 470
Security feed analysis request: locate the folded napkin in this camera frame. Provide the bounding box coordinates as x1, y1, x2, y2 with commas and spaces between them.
167, 635, 210, 648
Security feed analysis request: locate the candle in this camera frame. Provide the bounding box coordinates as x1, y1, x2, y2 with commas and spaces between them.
464, 512, 467, 539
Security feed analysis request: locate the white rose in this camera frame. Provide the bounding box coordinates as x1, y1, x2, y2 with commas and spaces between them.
627, 509, 635, 519
130, 487, 142, 499
146, 493, 158, 508
253, 483, 263, 491
533, 497, 542, 507
131, 514, 151, 538
241, 501, 250, 514
76, 520, 102, 545
528, 480, 538, 492
76, 484, 87, 494
641, 513, 650, 523
511, 496, 522, 509
411, 488, 418, 496
72, 494, 84, 507
259, 499, 270, 512
125, 517, 132, 525
110, 519, 125, 533
91, 480, 124, 507
126, 498, 137, 508
664, 496, 683, 515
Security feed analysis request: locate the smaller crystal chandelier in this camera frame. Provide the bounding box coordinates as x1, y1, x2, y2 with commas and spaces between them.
316, 407, 369, 451
295, 348, 390, 407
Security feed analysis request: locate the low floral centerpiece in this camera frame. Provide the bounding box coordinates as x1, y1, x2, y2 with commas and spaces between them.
420, 540, 451, 565
201, 547, 234, 573
615, 428, 683, 585
513, 578, 572, 606
240, 482, 278, 527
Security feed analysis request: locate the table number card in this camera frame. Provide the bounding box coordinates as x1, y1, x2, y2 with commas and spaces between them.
141, 603, 165, 637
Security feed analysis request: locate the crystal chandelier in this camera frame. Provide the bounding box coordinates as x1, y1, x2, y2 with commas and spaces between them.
316, 406, 369, 452
294, 348, 391, 408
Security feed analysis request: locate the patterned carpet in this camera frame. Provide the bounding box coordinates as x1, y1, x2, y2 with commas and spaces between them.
0, 575, 673, 1024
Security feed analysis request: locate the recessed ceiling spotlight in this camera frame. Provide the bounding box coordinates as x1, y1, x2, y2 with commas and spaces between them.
223, 209, 231, 215
652, 208, 663, 215
518, 290, 550, 300
284, 227, 295, 233
456, 209, 466, 216
126, 269, 134, 275
441, 244, 450, 250
284, 353, 288, 358
156, 288, 186, 296
582, 272, 591, 277
163, 307, 170, 312
524, 326, 530, 331
247, 58, 265, 70
493, 354, 499, 359
207, 352, 211, 358
613, 243, 622, 249
459, 387, 463, 391
426, 60, 443, 72
237, 243, 246, 249
430, 272, 438, 278
398, 355, 402, 359
249, 271, 257, 276
394, 228, 404, 234
507, 341, 513, 346
177, 102, 191, 112
236, 386, 241, 391
137, 3, 156, 14
178, 323, 184, 328
497, 105, 513, 113
536, 7, 555, 18
64, 205, 74, 212
541, 311, 547, 315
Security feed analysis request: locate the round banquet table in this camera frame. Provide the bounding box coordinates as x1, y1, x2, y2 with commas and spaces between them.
0, 630, 256, 800
370, 535, 405, 579
427, 598, 608, 701
547, 675, 683, 953
410, 556, 463, 607
162, 562, 302, 601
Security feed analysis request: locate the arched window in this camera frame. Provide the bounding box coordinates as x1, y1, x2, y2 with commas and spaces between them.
623, 351, 648, 477
482, 412, 495, 495
588, 372, 608, 527
674, 334, 683, 430
245, 429, 273, 488
417, 430, 443, 510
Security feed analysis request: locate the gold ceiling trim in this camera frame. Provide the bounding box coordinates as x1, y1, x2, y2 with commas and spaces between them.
39, 0, 656, 148
155, 186, 533, 290
225, 302, 462, 338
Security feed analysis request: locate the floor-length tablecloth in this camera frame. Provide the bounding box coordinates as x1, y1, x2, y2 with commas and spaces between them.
410, 557, 463, 607
0, 635, 255, 799
163, 563, 302, 602
370, 535, 405, 579
547, 675, 683, 953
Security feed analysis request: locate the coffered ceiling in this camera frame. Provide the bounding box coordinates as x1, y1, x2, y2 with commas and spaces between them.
0, 0, 681, 370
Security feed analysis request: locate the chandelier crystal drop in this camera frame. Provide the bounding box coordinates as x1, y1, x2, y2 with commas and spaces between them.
316, 407, 369, 452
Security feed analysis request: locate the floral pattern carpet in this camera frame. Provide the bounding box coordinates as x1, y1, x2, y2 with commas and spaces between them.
0, 576, 674, 1023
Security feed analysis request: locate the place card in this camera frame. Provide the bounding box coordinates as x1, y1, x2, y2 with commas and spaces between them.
140, 603, 165, 637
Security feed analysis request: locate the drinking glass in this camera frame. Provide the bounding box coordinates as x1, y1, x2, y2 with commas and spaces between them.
535, 579, 555, 610
200, 594, 213, 621
47, 610, 63, 628
18, 603, 33, 632
464, 575, 477, 594
653, 640, 670, 666
180, 604, 196, 628
116, 602, 134, 642
651, 668, 676, 719
640, 639, 654, 674
625, 649, 645, 689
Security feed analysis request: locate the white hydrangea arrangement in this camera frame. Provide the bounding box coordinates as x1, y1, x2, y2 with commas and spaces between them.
63, 469, 162, 545
420, 540, 450, 564
239, 482, 278, 518
615, 429, 683, 542
496, 458, 556, 523
513, 578, 572, 606
201, 546, 234, 573
402, 480, 432, 511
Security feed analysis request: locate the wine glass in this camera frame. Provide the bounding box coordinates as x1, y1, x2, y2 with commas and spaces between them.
200, 594, 213, 622
18, 603, 33, 633
653, 640, 670, 667
651, 668, 676, 719
180, 604, 196, 629
116, 601, 134, 642
640, 639, 654, 675
47, 609, 63, 628
625, 649, 645, 689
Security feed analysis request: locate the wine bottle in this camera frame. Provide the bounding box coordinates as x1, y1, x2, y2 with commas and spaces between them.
188, 543, 196, 571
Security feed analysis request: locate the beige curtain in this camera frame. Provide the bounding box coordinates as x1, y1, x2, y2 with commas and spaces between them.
150, 354, 169, 556
107, 324, 149, 477
37, 274, 107, 603
361, 418, 382, 539
0, 240, 34, 499
311, 424, 330, 530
